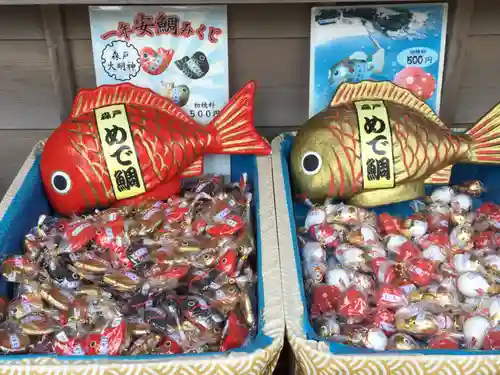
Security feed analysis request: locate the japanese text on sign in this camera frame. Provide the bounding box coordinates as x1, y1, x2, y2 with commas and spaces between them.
355, 100, 395, 189
100, 12, 223, 43
95, 104, 146, 200
189, 101, 219, 119
101, 40, 140, 81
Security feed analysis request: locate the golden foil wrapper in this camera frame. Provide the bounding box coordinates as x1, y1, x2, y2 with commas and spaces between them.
396, 310, 438, 338
408, 286, 458, 312
387, 333, 419, 350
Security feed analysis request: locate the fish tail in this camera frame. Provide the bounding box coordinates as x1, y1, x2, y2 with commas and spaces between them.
206, 81, 271, 155
467, 103, 500, 163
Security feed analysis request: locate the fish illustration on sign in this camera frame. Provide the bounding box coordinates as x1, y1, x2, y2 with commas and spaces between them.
40, 81, 270, 216
328, 29, 385, 86
175, 51, 210, 79
161, 81, 190, 107
290, 80, 500, 207
140, 47, 174, 75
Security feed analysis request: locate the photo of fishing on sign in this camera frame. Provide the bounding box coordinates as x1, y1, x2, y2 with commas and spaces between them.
309, 3, 448, 118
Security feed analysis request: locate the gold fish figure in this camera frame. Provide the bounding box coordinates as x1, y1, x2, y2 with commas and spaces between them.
291, 81, 500, 207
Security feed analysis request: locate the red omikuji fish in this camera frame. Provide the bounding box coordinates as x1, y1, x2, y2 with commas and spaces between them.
140, 47, 174, 76
41, 82, 271, 216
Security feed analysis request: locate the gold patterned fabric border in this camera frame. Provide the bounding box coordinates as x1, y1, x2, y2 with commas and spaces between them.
290, 335, 500, 375
271, 134, 500, 375
0, 144, 284, 375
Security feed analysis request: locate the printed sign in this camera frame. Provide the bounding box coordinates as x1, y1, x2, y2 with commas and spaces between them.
355, 100, 395, 189
89, 6, 230, 176
310, 3, 448, 118
94, 104, 146, 199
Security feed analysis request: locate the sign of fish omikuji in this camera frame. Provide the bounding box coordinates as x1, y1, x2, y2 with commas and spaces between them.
290, 81, 500, 207
41, 82, 271, 216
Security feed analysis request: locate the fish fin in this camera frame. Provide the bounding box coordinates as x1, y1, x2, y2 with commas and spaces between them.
424, 165, 453, 185
467, 103, 500, 163
330, 81, 447, 128
206, 81, 271, 155
70, 83, 193, 124
349, 51, 368, 60
181, 158, 204, 178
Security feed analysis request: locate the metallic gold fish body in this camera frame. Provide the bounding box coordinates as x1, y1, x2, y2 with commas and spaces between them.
291, 81, 500, 207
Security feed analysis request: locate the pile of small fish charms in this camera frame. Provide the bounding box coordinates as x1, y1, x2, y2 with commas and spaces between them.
0, 175, 256, 355
299, 180, 500, 351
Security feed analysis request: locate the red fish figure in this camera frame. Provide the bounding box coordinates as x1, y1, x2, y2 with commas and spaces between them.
216, 248, 238, 276
140, 47, 174, 75
41, 82, 271, 216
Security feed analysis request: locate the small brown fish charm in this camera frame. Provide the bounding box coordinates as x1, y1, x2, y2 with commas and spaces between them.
103, 270, 143, 292
1, 255, 38, 282
41, 284, 75, 311
127, 333, 162, 355
72, 252, 110, 273
453, 180, 485, 197
0, 330, 31, 353
19, 312, 59, 335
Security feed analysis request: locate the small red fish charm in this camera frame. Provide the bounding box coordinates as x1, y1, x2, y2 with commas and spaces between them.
83, 318, 127, 355
41, 82, 271, 216
140, 47, 174, 75
216, 249, 238, 276
59, 219, 96, 253
310, 285, 340, 317
156, 336, 184, 354
206, 215, 245, 237
220, 312, 249, 352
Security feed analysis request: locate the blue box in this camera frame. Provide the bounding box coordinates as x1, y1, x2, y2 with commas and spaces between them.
0, 142, 283, 373
273, 133, 500, 374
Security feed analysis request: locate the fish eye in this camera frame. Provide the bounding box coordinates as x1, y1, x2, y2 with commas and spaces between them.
143, 53, 148, 58
301, 152, 322, 175
334, 71, 339, 76
51, 171, 72, 195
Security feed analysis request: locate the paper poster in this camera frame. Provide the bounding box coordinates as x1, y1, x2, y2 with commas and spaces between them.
89, 5, 230, 176
310, 3, 448, 118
